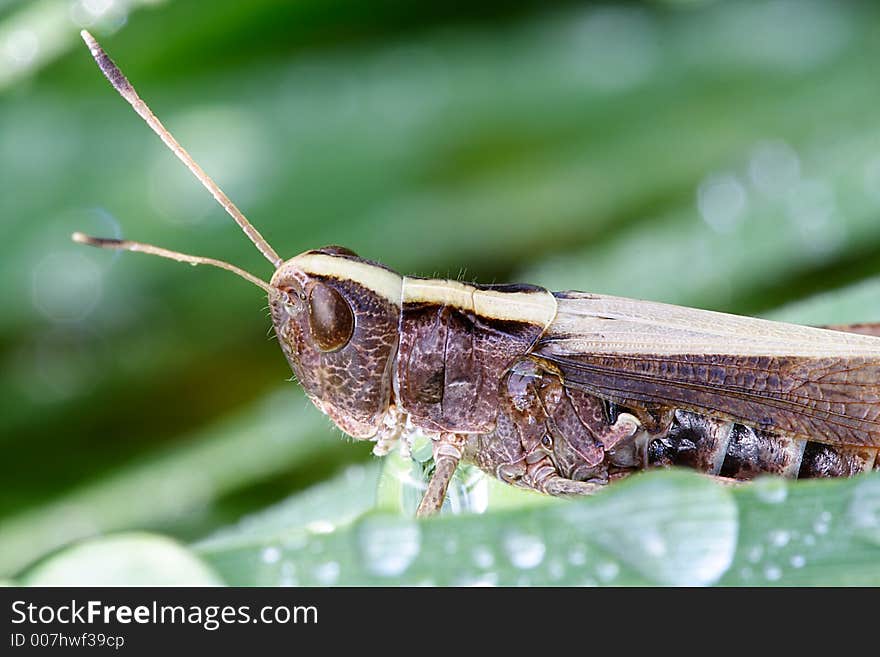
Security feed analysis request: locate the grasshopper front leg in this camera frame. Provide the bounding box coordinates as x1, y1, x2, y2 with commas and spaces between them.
416, 433, 466, 517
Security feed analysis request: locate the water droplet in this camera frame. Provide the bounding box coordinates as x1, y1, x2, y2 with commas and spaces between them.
568, 545, 587, 566
697, 173, 748, 234
789, 554, 806, 569
763, 565, 782, 582
306, 520, 335, 534
503, 532, 546, 570
813, 511, 832, 535
32, 252, 102, 322
471, 546, 494, 569
3, 29, 39, 68
596, 561, 620, 583
748, 140, 800, 196
456, 573, 498, 587
847, 477, 880, 545
357, 515, 421, 577
564, 7, 658, 93
802, 533, 816, 546
547, 559, 565, 581
640, 529, 667, 558
279, 561, 298, 586
747, 545, 764, 564
753, 477, 788, 504
313, 561, 341, 585
83, 0, 115, 18
784, 179, 843, 257
768, 529, 791, 548
261, 546, 281, 564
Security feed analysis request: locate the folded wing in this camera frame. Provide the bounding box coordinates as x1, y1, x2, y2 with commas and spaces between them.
535, 293, 880, 448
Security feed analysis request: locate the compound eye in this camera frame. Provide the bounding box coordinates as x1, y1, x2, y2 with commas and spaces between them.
307, 281, 354, 352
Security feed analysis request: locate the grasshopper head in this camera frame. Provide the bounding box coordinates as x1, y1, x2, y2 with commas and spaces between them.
269, 247, 402, 438
74, 33, 404, 440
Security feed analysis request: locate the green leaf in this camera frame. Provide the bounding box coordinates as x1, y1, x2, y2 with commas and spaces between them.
721, 475, 880, 585
195, 462, 381, 553
197, 470, 880, 586
21, 533, 223, 586
200, 470, 738, 586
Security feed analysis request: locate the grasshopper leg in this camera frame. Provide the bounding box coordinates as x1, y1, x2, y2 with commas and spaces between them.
543, 476, 602, 496
416, 434, 465, 518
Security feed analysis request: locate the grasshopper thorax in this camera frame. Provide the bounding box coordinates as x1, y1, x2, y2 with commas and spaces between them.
269, 247, 403, 438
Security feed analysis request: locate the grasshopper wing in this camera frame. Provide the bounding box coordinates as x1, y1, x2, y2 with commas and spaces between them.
534, 292, 880, 448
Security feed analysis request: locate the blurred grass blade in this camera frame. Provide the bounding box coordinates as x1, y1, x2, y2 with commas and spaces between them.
21, 532, 223, 586
0, 389, 358, 577
0, 0, 156, 90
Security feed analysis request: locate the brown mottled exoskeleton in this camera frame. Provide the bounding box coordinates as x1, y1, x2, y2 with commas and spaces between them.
74, 32, 880, 516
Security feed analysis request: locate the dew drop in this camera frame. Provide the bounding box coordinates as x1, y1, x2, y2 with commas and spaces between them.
748, 140, 800, 196
768, 529, 791, 549
503, 532, 546, 570
565, 7, 658, 93
697, 173, 748, 234
279, 561, 298, 587
32, 252, 102, 322
763, 565, 782, 582
789, 554, 806, 569
471, 546, 495, 570
813, 511, 832, 535
547, 559, 565, 581
847, 477, 880, 545
357, 516, 421, 578
753, 477, 788, 505
261, 546, 281, 564
640, 529, 667, 558
313, 561, 341, 585
596, 561, 620, 583
306, 520, 335, 534
457, 573, 498, 587
747, 545, 764, 564
3, 29, 39, 68
568, 545, 587, 566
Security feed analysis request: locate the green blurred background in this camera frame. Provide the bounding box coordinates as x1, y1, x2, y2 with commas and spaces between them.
3, 0, 880, 582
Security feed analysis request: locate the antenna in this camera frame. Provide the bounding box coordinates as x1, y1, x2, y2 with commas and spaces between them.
72, 232, 273, 294
78, 30, 283, 268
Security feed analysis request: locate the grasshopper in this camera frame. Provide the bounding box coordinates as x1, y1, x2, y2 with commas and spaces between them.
74, 32, 880, 516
